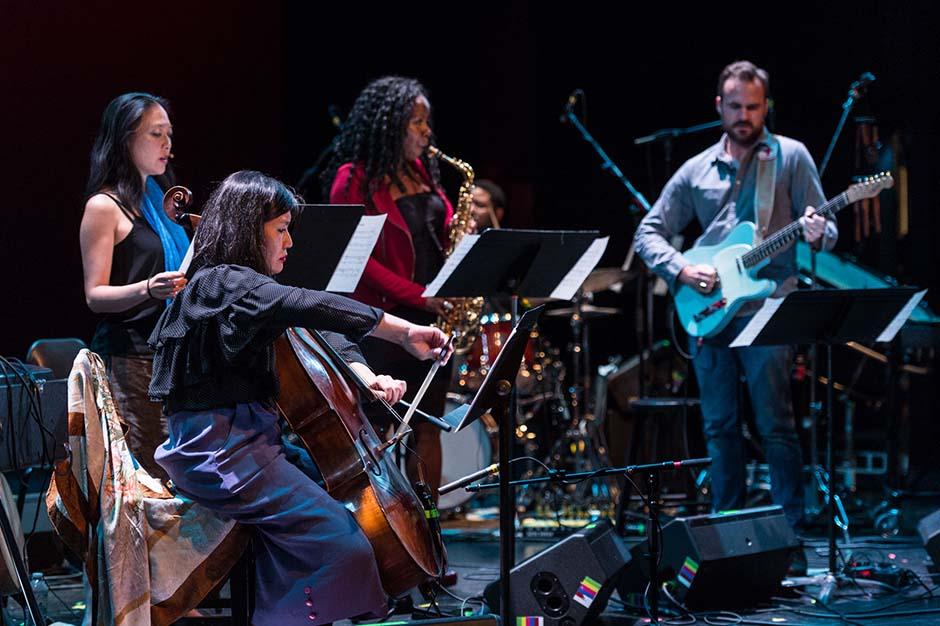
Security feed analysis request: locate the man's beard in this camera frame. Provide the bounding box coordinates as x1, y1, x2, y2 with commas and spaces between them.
725, 121, 764, 148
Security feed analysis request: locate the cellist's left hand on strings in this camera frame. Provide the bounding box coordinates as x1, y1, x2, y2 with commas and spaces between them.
370, 374, 407, 404
348, 362, 408, 403
402, 324, 453, 364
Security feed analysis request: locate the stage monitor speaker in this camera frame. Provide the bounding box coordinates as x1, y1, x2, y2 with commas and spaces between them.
0, 370, 68, 472
409, 617, 499, 626
484, 519, 629, 626
618, 506, 798, 610
917, 509, 940, 567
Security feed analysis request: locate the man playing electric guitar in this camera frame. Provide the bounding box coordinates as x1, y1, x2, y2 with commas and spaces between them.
634, 61, 837, 537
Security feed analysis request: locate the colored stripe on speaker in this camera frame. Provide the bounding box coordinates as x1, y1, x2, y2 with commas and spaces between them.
572, 575, 602, 608
676, 556, 699, 588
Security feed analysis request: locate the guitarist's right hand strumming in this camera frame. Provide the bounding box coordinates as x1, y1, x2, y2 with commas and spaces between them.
679, 264, 719, 294
670, 172, 892, 338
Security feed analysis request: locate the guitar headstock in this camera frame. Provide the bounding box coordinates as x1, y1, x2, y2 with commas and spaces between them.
846, 172, 894, 203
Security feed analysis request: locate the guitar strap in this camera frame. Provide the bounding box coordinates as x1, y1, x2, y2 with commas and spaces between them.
753, 135, 780, 242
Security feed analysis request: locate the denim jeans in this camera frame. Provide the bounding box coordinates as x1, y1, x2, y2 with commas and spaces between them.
691, 315, 804, 527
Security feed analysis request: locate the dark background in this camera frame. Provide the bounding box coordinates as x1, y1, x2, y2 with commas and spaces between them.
2, 1, 938, 361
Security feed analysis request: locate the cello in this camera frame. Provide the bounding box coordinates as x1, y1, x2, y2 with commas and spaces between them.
162, 187, 446, 594
274, 328, 446, 594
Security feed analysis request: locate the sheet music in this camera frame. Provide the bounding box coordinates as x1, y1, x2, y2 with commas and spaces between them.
730, 297, 785, 347
178, 238, 196, 275
325, 214, 387, 292
549, 236, 609, 300
422, 234, 480, 297
876, 289, 928, 342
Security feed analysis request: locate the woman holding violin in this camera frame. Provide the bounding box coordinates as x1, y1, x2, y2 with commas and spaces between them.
323, 76, 453, 496
79, 92, 189, 480
148, 170, 450, 625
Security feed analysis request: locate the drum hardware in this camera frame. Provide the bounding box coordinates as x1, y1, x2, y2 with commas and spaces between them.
579, 267, 639, 296
515, 292, 623, 516
443, 305, 572, 515
542, 304, 622, 319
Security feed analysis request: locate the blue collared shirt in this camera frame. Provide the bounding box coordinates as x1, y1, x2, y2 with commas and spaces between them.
634, 129, 836, 297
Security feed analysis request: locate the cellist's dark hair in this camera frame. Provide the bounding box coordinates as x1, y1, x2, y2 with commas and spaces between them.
321, 75, 439, 206
194, 171, 302, 274
86, 92, 173, 210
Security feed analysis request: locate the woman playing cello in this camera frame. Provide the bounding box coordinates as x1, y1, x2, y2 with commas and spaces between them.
148, 170, 450, 625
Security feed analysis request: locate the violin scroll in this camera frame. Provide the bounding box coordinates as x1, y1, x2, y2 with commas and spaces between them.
163, 185, 200, 231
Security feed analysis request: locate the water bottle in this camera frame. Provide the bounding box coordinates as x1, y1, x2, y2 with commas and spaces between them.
27, 572, 48, 625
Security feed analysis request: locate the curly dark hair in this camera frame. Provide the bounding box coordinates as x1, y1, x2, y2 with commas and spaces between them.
193, 170, 302, 275
86, 92, 175, 210
321, 75, 440, 206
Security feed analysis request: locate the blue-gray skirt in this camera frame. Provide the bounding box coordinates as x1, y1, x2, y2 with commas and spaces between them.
156, 402, 386, 625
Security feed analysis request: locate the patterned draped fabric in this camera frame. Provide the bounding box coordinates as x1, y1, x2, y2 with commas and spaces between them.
46, 349, 248, 626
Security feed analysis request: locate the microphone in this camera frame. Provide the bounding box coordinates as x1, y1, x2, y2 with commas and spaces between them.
439, 463, 499, 495
327, 104, 342, 129
852, 72, 876, 89
848, 72, 876, 100
560, 89, 582, 122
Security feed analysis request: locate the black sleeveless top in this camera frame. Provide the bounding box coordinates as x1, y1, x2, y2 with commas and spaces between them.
89, 194, 164, 356
394, 192, 447, 324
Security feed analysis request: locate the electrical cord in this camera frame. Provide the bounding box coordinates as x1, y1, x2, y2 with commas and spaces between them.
433, 582, 486, 617
789, 588, 871, 626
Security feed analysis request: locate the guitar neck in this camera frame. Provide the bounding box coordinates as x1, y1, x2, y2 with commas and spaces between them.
741, 191, 848, 269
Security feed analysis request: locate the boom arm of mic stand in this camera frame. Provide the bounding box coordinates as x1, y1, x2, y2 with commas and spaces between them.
562, 110, 651, 213
633, 119, 722, 145
819, 73, 875, 179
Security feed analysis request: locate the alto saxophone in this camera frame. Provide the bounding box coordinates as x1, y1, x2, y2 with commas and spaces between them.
427, 145, 484, 354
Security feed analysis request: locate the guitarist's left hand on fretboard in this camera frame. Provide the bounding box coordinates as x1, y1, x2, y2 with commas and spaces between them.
800, 206, 827, 246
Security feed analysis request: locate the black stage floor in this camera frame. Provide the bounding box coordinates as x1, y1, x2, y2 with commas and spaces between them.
13, 525, 940, 625
430, 527, 940, 626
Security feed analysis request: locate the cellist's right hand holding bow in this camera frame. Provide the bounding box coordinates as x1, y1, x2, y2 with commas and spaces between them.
373, 313, 453, 363
403, 324, 452, 363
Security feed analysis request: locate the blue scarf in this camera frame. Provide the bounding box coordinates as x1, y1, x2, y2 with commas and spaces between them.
139, 177, 190, 274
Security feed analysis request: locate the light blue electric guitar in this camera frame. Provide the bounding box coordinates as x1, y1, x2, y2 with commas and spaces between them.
675, 172, 893, 338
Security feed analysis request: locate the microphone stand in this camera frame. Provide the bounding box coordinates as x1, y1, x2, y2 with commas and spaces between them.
633, 119, 722, 178
819, 73, 875, 179
561, 90, 654, 409
468, 457, 712, 625
807, 72, 874, 529
296, 105, 344, 197
560, 92, 651, 214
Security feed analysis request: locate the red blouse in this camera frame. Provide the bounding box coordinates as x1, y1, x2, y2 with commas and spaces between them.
329, 160, 454, 309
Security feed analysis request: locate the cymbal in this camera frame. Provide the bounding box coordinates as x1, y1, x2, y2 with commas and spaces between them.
581, 267, 638, 294
544, 304, 623, 319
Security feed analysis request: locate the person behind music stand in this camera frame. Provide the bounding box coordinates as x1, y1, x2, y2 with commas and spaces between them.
633, 61, 838, 573
323, 76, 456, 497
470, 179, 506, 231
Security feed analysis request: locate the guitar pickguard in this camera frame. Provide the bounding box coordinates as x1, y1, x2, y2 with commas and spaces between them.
675, 223, 776, 337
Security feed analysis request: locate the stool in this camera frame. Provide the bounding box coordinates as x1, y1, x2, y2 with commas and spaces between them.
615, 397, 704, 529
183, 536, 254, 624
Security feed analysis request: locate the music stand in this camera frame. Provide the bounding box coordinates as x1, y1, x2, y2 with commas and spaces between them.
277, 204, 385, 293
731, 287, 927, 603
450, 306, 544, 626
425, 229, 606, 626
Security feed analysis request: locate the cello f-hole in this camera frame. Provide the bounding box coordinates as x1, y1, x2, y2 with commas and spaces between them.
358, 429, 383, 477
